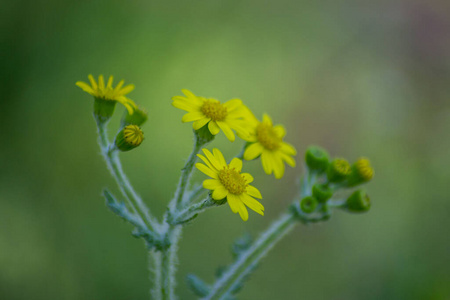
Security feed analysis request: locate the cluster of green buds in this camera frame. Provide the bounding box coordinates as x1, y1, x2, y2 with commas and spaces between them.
300, 146, 374, 214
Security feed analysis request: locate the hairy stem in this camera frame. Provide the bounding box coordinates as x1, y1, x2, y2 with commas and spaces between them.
203, 212, 297, 300
96, 119, 158, 232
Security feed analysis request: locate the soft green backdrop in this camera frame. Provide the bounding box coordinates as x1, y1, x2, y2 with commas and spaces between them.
1, 0, 449, 299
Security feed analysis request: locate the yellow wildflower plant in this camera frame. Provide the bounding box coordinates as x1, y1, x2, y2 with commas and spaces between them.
76, 74, 137, 114
243, 114, 297, 179
172, 89, 252, 142
195, 148, 264, 221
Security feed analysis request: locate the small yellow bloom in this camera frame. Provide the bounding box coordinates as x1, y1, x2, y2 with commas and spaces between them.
76, 74, 137, 114
172, 89, 252, 142
243, 114, 297, 179
195, 148, 264, 221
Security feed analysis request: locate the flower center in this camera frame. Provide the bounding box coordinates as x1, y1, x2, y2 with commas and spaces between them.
201, 100, 228, 121
219, 167, 247, 195
256, 123, 281, 150
333, 159, 351, 176
123, 125, 144, 146
355, 158, 374, 180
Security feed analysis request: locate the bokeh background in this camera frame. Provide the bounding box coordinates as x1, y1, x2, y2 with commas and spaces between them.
1, 0, 450, 299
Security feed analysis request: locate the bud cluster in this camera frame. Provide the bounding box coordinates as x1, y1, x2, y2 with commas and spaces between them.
299, 146, 375, 215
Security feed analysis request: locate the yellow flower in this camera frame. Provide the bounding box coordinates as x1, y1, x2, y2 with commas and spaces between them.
196, 148, 264, 221
243, 114, 297, 179
172, 89, 252, 142
76, 74, 137, 114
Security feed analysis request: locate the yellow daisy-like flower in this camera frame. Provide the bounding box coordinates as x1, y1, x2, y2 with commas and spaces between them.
195, 148, 264, 221
76, 74, 137, 114
172, 89, 252, 142
243, 114, 297, 179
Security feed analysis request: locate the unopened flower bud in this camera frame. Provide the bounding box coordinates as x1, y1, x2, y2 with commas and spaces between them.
115, 125, 144, 152
122, 106, 148, 126
94, 98, 116, 123
300, 196, 318, 213
312, 183, 333, 203
327, 158, 351, 183
305, 146, 330, 173
346, 189, 371, 212
347, 157, 374, 187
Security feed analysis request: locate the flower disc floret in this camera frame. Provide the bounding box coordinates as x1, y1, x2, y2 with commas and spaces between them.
172, 90, 253, 142
219, 167, 247, 195
123, 125, 144, 146
243, 114, 297, 179
195, 148, 264, 221
201, 100, 228, 121
355, 158, 374, 181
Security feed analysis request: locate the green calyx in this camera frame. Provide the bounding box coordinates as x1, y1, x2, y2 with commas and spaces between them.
94, 97, 116, 123
327, 158, 351, 183
300, 196, 318, 214
122, 106, 148, 126
346, 189, 371, 213
305, 146, 330, 173
195, 125, 215, 145
312, 183, 333, 203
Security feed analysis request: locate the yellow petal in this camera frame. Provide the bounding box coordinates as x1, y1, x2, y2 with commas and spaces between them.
195, 163, 218, 179
172, 99, 199, 112
272, 154, 285, 179
280, 142, 297, 155
114, 80, 125, 93
88, 74, 97, 90
217, 121, 235, 142
118, 84, 135, 96
242, 193, 264, 215
227, 194, 240, 214
213, 148, 227, 168
229, 158, 242, 172
197, 154, 218, 172
261, 151, 273, 175
223, 99, 242, 111
244, 143, 264, 160
193, 118, 210, 130
273, 125, 286, 138
246, 185, 262, 199
202, 149, 222, 170
262, 113, 273, 126
98, 75, 105, 91
181, 89, 203, 105
280, 152, 296, 167
208, 121, 220, 135
75, 81, 94, 95
203, 179, 222, 190
241, 173, 254, 183
107, 76, 114, 89
182, 111, 204, 122
236, 196, 249, 221
212, 187, 228, 200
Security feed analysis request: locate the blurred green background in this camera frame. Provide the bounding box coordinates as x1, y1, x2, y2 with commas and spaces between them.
1, 0, 450, 299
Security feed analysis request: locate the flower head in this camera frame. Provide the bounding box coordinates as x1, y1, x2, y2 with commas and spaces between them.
76, 74, 137, 114
115, 125, 144, 152
172, 90, 252, 142
243, 114, 297, 179
195, 148, 264, 221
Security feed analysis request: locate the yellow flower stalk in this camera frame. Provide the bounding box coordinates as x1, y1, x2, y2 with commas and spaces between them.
243, 113, 297, 179
195, 148, 264, 221
172, 89, 252, 142
76, 74, 137, 114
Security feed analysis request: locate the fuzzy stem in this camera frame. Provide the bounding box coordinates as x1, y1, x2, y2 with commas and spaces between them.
96, 119, 158, 232
203, 212, 297, 300
171, 196, 220, 225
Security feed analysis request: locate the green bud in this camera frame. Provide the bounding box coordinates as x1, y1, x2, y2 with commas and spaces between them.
195, 125, 215, 145
115, 125, 144, 152
312, 183, 333, 203
305, 146, 330, 173
347, 157, 374, 187
122, 106, 148, 126
94, 98, 116, 123
346, 189, 371, 212
327, 158, 351, 183
300, 196, 318, 213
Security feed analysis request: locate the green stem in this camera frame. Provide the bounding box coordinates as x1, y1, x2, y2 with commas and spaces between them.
204, 212, 297, 300
96, 119, 158, 232
171, 196, 220, 225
